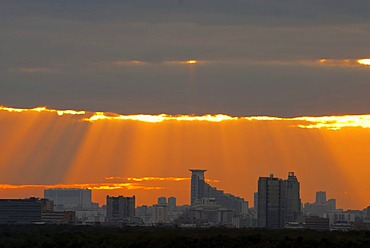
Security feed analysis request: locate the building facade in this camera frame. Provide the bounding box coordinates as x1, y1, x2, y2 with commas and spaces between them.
258, 174, 287, 228
44, 188, 92, 210
285, 172, 302, 222
189, 169, 248, 214
0, 198, 42, 224
106, 195, 135, 222
168, 197, 176, 213
190, 169, 207, 205
258, 172, 302, 228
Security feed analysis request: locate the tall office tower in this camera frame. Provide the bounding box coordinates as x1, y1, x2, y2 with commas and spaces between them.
316, 191, 327, 204
168, 197, 176, 212
189, 169, 207, 205
44, 188, 92, 210
106, 195, 135, 222
158, 197, 167, 205
285, 172, 302, 222
258, 174, 287, 228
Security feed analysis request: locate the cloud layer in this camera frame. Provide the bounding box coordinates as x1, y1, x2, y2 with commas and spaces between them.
1, 1, 370, 116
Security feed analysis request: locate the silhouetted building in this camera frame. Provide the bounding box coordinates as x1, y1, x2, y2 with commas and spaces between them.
40, 198, 54, 212
190, 169, 207, 205
254, 192, 258, 210
304, 191, 337, 217
188, 198, 233, 227
151, 204, 168, 223
316, 191, 327, 204
327, 199, 336, 212
304, 216, 330, 230
44, 188, 92, 210
106, 195, 135, 222
258, 174, 287, 228
189, 169, 247, 214
286, 172, 302, 222
168, 197, 176, 212
41, 211, 75, 224
0, 198, 42, 224
158, 197, 167, 205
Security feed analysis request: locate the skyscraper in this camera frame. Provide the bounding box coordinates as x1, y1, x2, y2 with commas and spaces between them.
258, 172, 302, 228
258, 174, 287, 228
285, 172, 302, 222
189, 169, 207, 205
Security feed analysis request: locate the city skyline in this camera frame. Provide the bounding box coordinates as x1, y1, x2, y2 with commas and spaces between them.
1, 169, 368, 229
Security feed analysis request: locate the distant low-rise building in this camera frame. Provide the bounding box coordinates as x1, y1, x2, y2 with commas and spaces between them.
151, 204, 168, 224
0, 198, 42, 224
304, 191, 337, 217
44, 188, 92, 210
41, 211, 75, 224
187, 198, 234, 226
189, 169, 248, 214
304, 216, 330, 231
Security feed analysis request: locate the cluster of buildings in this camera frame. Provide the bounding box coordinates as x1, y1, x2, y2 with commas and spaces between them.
1, 169, 370, 230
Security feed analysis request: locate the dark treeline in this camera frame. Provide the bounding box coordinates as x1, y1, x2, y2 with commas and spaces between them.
0, 225, 369, 248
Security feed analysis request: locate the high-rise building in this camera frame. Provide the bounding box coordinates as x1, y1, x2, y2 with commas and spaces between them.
106, 195, 135, 222
258, 172, 302, 228
285, 172, 302, 222
158, 197, 167, 205
257, 174, 287, 228
168, 197, 176, 212
44, 188, 92, 210
316, 191, 327, 204
190, 169, 207, 205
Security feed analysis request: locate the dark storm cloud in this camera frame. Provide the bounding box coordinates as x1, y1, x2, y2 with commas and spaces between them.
1, 0, 370, 116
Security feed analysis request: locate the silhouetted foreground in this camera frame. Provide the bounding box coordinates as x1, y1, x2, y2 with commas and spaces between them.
0, 225, 369, 248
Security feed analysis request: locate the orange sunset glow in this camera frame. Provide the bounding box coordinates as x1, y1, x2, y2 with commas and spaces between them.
0, 106, 369, 209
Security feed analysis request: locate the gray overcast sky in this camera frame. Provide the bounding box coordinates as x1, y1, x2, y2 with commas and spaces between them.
1, 0, 370, 116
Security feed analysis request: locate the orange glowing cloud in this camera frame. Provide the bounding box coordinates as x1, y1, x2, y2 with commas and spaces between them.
357, 59, 370, 66
244, 115, 370, 130
0, 106, 86, 116
105, 176, 219, 183
163, 59, 203, 65
84, 112, 236, 123
1, 106, 370, 130
318, 58, 370, 67
293, 115, 370, 130
0, 183, 163, 191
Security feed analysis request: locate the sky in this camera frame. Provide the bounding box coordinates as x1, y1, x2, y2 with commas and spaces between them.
0, 1, 370, 209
